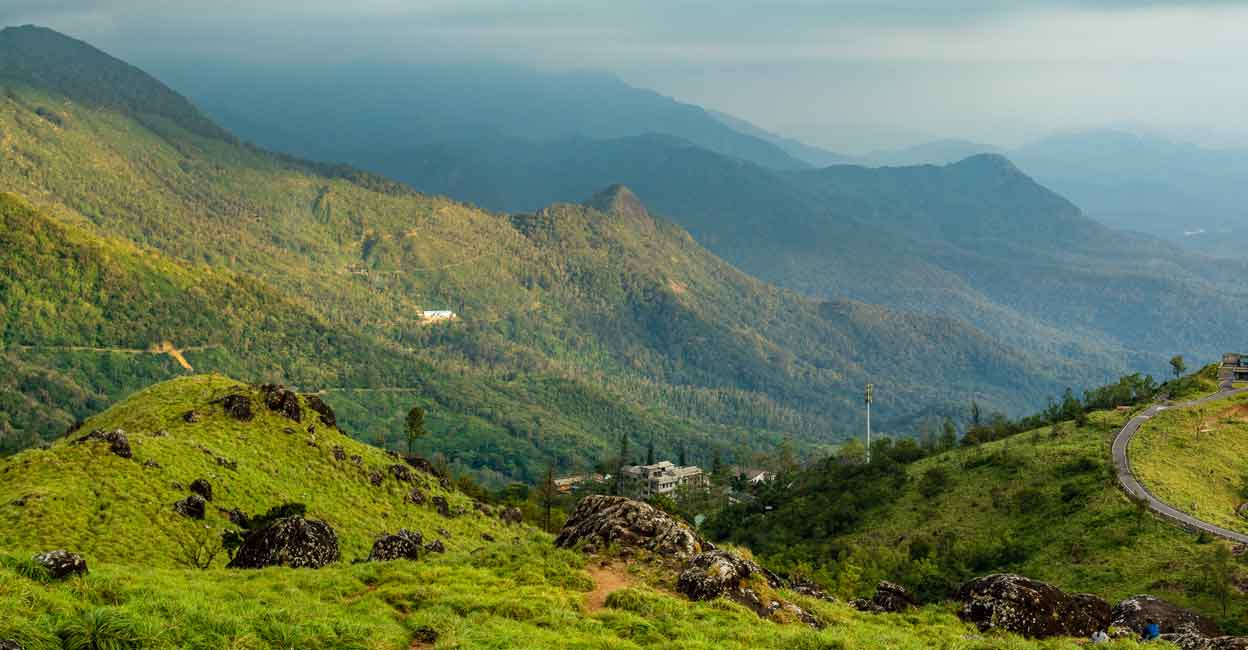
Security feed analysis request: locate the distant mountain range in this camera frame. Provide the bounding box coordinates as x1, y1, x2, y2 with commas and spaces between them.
0, 26, 1076, 483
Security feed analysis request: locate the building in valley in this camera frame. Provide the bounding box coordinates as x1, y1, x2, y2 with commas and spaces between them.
621, 461, 706, 497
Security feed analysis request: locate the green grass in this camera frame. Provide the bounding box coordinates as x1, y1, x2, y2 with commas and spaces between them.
0, 539, 1160, 650
0, 375, 500, 567
1130, 391, 1248, 535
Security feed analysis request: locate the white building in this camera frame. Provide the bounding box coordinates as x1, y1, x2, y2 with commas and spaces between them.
622, 461, 706, 497
420, 310, 457, 323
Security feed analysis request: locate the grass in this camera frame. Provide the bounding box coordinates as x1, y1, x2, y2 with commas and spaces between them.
1130, 391, 1248, 535
837, 402, 1245, 630
0, 375, 501, 567
0, 539, 1161, 650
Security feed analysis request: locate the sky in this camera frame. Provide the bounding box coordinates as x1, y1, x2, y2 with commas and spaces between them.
3, 0, 1247, 152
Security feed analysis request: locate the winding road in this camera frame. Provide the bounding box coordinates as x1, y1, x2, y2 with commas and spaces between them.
1112, 386, 1248, 544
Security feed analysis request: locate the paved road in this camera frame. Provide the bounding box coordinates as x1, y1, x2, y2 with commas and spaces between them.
1112, 387, 1248, 544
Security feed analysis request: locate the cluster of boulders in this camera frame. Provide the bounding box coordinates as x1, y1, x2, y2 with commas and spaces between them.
260, 384, 302, 422
850, 581, 917, 613
71, 429, 132, 459
555, 495, 822, 627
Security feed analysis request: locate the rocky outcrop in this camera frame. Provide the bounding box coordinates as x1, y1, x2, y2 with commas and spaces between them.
554, 495, 710, 559
331, 446, 346, 462
425, 539, 445, 554
1111, 595, 1221, 637
406, 488, 425, 505
261, 385, 302, 421
389, 464, 414, 482
220, 394, 254, 421
500, 506, 523, 525
368, 471, 383, 486
0, 639, 24, 650
303, 394, 337, 428
677, 549, 821, 628
1161, 633, 1248, 650
956, 574, 1110, 639
368, 529, 423, 562
174, 494, 207, 520
189, 478, 213, 501
33, 550, 87, 579
432, 496, 451, 517
72, 429, 132, 459
852, 581, 917, 613
226, 516, 339, 569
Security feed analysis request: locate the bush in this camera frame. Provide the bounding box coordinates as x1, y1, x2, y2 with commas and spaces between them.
58, 608, 145, 650
917, 467, 951, 498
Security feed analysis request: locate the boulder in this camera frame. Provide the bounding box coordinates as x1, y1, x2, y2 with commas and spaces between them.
331, 446, 346, 462
411, 626, 438, 645
404, 455, 445, 478
500, 506, 523, 525
368, 471, 383, 486
32, 550, 87, 579
406, 488, 425, 505
261, 385, 302, 421
425, 539, 446, 554
0, 640, 24, 650
303, 394, 337, 428
227, 516, 339, 569
349, 455, 363, 466
72, 429, 132, 459
1162, 633, 1248, 650
852, 581, 917, 613
220, 394, 253, 421
956, 574, 1110, 639
677, 549, 820, 628
368, 529, 423, 562
142, 459, 162, 469
189, 478, 213, 501
390, 464, 414, 482
183, 410, 201, 423
174, 494, 207, 520
432, 496, 451, 517
1111, 595, 1221, 637
791, 579, 835, 602
554, 495, 710, 559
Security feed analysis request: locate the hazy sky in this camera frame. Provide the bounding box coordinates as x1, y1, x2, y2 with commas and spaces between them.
4, 1, 1247, 152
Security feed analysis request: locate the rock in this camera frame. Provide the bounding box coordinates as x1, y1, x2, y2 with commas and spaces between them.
1161, 633, 1248, 650
853, 581, 917, 613
331, 446, 346, 462
226, 516, 339, 569
1237, 503, 1248, 521
368, 471, 383, 486
437, 528, 451, 538
174, 494, 207, 520
72, 429, 132, 459
368, 529, 423, 562
307, 424, 316, 434
956, 574, 1110, 639
349, 455, 363, 466
482, 532, 496, 542
500, 506, 523, 525
220, 394, 254, 421
390, 464, 414, 482
1111, 595, 1221, 637
425, 539, 446, 554
411, 626, 438, 645
303, 394, 337, 428
189, 478, 213, 501
406, 488, 426, 505
32, 550, 88, 579
151, 429, 169, 437
404, 455, 445, 478
554, 495, 710, 559
439, 477, 451, 489
432, 496, 451, 517
260, 385, 302, 422
143, 459, 162, 469
0, 639, 23, 650
677, 549, 820, 628
183, 410, 201, 423
791, 579, 835, 602
224, 507, 247, 524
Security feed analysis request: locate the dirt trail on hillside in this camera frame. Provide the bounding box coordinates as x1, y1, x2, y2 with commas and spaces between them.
586, 563, 636, 613
12, 341, 220, 372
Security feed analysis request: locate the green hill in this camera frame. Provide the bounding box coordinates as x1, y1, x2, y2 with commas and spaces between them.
1130, 390, 1248, 535
706, 373, 1247, 632
0, 26, 1067, 481
0, 376, 1159, 650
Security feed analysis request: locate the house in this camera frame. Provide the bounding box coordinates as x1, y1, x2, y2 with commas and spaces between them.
420, 310, 457, 323
553, 473, 604, 494
1220, 353, 1248, 383
621, 461, 706, 497
740, 468, 774, 484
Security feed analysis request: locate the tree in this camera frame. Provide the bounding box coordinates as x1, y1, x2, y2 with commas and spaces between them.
404, 405, 427, 457
1170, 355, 1186, 380
646, 437, 655, 465
711, 450, 723, 477
940, 418, 958, 451
1202, 542, 1235, 616
969, 400, 982, 428
537, 465, 559, 533
678, 443, 688, 467
837, 438, 867, 465
615, 433, 630, 495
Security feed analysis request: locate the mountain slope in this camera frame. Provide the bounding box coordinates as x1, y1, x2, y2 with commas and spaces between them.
0, 26, 1069, 479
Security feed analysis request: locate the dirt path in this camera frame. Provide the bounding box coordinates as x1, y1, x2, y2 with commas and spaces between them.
11, 341, 220, 372
585, 563, 635, 613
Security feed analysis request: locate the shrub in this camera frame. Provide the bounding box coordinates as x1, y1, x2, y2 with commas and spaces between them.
917, 467, 951, 498
58, 608, 145, 650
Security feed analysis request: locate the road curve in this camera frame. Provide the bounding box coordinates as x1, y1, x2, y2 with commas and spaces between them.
1112, 387, 1248, 544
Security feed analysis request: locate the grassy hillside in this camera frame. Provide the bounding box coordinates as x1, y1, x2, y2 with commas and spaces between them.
0, 26, 1071, 480
1131, 390, 1248, 535
707, 381, 1247, 632
0, 376, 1162, 649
